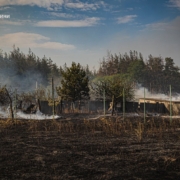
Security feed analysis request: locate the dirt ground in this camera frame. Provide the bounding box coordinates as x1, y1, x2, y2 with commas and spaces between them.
0, 114, 180, 180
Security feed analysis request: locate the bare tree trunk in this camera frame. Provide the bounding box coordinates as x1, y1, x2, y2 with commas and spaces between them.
5, 88, 14, 120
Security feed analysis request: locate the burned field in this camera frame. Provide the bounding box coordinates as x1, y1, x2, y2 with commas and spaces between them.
0, 115, 180, 180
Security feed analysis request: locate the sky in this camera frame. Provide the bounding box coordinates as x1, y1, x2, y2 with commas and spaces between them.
0, 0, 180, 70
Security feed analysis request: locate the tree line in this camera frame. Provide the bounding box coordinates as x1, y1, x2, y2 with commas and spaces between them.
1, 47, 180, 106
97, 50, 180, 94
0, 46, 61, 91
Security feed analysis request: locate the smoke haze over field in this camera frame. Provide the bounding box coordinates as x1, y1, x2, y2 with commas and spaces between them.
16, 110, 61, 120
0, 47, 62, 93
0, 69, 44, 92
0, 107, 8, 118
0, 107, 61, 119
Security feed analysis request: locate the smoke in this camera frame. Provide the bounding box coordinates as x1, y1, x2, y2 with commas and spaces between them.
134, 87, 180, 101
0, 107, 9, 118
0, 106, 61, 119
0, 48, 61, 93
16, 110, 61, 120
0, 67, 45, 92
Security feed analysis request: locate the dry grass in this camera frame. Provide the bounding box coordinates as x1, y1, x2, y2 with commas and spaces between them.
0, 115, 180, 179
1, 116, 180, 141
134, 122, 144, 142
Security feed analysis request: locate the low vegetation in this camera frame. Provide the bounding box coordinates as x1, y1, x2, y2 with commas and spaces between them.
1, 48, 180, 179
0, 116, 180, 179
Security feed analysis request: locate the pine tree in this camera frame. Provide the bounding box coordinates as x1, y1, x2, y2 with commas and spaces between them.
56, 62, 90, 103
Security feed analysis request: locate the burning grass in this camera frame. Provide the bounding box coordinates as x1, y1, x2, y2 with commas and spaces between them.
0, 116, 180, 179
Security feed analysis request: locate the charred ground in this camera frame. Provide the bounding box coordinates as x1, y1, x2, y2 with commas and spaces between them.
0, 115, 180, 180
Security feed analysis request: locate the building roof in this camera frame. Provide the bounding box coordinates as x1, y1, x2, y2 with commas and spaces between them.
139, 97, 180, 103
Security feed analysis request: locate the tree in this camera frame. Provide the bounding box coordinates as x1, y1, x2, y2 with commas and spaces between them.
0, 46, 62, 91
127, 59, 145, 83
56, 62, 90, 109
91, 74, 134, 115
0, 86, 14, 119
83, 64, 95, 81
163, 57, 180, 93
97, 50, 145, 76
143, 55, 164, 93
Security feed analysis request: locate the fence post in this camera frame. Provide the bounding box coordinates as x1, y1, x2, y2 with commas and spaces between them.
103, 89, 105, 116
14, 89, 17, 120
52, 77, 55, 120
144, 87, 146, 124
36, 81, 38, 102
123, 88, 125, 120
170, 85, 172, 124
88, 100, 89, 113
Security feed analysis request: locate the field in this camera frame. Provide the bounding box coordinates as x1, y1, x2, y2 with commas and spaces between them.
0, 114, 180, 180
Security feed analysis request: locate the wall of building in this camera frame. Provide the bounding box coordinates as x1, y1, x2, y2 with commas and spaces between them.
139, 102, 168, 114
163, 102, 180, 115
139, 98, 180, 115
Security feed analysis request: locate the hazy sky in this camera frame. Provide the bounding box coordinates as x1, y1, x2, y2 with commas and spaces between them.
0, 0, 180, 70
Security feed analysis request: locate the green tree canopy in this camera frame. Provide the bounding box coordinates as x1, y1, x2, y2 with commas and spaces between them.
56, 62, 90, 102
127, 59, 145, 82
91, 74, 134, 115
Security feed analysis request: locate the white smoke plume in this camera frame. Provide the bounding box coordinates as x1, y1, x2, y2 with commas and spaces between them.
16, 110, 61, 120
0, 107, 9, 118
134, 87, 180, 101
0, 106, 61, 120
0, 68, 45, 92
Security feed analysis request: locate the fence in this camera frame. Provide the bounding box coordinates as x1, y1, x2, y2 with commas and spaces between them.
39, 100, 111, 115
39, 99, 180, 116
